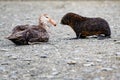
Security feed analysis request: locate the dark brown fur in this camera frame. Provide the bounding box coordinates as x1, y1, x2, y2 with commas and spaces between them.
7, 25, 49, 45
61, 12, 111, 39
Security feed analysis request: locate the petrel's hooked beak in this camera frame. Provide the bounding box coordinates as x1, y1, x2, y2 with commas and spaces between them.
39, 14, 57, 27
49, 19, 56, 26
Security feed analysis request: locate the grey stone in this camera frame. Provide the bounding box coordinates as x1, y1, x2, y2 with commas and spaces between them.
93, 77, 100, 80
83, 62, 95, 67
67, 60, 77, 65
115, 52, 120, 56
101, 67, 113, 71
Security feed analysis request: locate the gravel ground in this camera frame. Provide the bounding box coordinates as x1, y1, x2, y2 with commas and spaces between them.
0, 1, 120, 80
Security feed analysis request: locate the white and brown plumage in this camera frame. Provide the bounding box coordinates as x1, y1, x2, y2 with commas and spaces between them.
6, 14, 56, 45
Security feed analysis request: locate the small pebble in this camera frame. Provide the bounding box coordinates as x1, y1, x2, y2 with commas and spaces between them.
86, 59, 92, 62
113, 39, 117, 42
82, 68, 94, 73
101, 67, 113, 71
0, 48, 9, 52
112, 65, 118, 69
52, 71, 59, 75
74, 78, 84, 80
9, 71, 18, 79
23, 59, 32, 61
67, 60, 77, 65
40, 55, 48, 58
93, 77, 100, 80
0, 66, 6, 72
1, 63, 9, 65
42, 46, 49, 50
10, 55, 18, 60
74, 50, 80, 53
115, 52, 120, 56
83, 62, 95, 67
67, 33, 70, 35
96, 59, 102, 62
115, 40, 120, 44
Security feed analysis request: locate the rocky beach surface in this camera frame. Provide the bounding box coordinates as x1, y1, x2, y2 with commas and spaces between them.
0, 1, 120, 80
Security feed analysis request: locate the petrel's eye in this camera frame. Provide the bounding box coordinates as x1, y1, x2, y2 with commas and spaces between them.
46, 16, 48, 18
